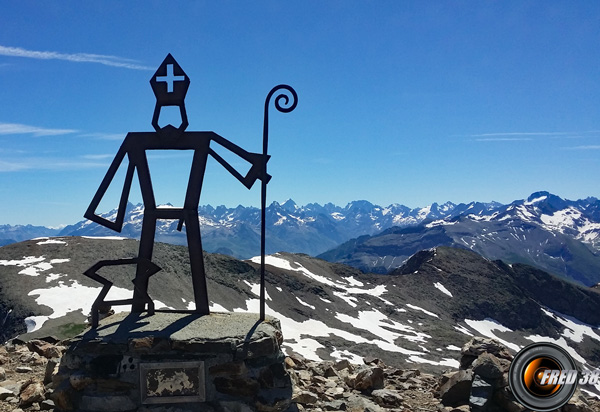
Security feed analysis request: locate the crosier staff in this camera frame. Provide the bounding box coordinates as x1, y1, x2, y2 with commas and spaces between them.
261, 85, 298, 320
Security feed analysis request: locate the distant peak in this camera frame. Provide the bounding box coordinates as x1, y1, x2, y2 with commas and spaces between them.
281, 199, 298, 211
346, 200, 374, 210
526, 191, 552, 203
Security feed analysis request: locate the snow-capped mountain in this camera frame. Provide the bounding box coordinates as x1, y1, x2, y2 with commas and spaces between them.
0, 224, 61, 247
53, 198, 504, 258
4, 191, 600, 277
319, 191, 600, 286
1, 237, 599, 388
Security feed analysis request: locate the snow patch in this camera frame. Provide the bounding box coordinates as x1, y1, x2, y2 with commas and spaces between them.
243, 280, 271, 301
454, 324, 474, 336
81, 236, 127, 240
524, 195, 547, 205
540, 308, 600, 344
406, 304, 439, 318
335, 309, 432, 347
36, 238, 67, 245
209, 302, 228, 312
408, 355, 460, 368
425, 219, 457, 228
464, 318, 520, 352
343, 276, 364, 287
330, 348, 363, 364
525, 335, 586, 364
433, 282, 453, 297
26, 280, 170, 332
0, 256, 46, 267
296, 297, 316, 310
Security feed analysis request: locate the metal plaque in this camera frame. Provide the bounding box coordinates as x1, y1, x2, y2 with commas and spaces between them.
140, 361, 206, 404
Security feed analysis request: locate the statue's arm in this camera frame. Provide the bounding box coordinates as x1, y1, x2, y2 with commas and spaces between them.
209, 135, 271, 189
83, 146, 134, 232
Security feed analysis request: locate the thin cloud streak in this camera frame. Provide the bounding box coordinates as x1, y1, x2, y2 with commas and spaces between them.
0, 122, 78, 137
475, 137, 534, 142
81, 154, 115, 160
471, 131, 600, 138
0, 45, 153, 71
78, 132, 125, 140
564, 145, 600, 150
0, 157, 108, 172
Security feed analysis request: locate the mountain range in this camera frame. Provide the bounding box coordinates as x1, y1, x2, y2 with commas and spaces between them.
1, 237, 599, 390
0, 193, 546, 257
2, 191, 600, 286
319, 191, 600, 286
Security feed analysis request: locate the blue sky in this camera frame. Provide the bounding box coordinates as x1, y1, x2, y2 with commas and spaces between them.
1, 2, 599, 226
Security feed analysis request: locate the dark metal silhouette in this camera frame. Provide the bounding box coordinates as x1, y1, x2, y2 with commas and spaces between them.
85, 258, 160, 327
260, 86, 298, 320
82, 54, 295, 327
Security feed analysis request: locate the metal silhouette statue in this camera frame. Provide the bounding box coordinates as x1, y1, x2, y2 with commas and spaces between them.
83, 54, 297, 327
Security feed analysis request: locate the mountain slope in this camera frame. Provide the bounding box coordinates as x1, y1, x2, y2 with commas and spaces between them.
2, 237, 600, 381
319, 192, 600, 285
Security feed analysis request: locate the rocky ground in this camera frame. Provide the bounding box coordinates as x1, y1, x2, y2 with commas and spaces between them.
1, 336, 599, 412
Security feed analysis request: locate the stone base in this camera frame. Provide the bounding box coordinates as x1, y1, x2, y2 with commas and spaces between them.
51, 312, 292, 412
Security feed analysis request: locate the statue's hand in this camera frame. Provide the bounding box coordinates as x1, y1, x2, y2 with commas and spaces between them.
244, 153, 271, 188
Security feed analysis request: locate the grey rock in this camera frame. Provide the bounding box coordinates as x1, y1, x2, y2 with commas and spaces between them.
472, 352, 507, 379
460, 337, 512, 368
323, 399, 346, 410
40, 399, 55, 410
0, 380, 22, 395
371, 388, 403, 407
15, 366, 33, 373
324, 386, 345, 399
562, 389, 594, 412
469, 375, 493, 409
439, 369, 473, 407
0, 386, 15, 400
351, 366, 384, 391
333, 359, 352, 372
43, 358, 60, 385
79, 395, 137, 412
69, 371, 94, 391
19, 379, 45, 407
292, 390, 318, 404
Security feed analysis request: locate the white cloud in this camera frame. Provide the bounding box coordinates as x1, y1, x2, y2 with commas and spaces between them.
0, 122, 78, 137
472, 131, 576, 137
0, 157, 108, 172
475, 137, 533, 142
81, 154, 116, 160
78, 132, 126, 140
471, 131, 600, 140
564, 145, 600, 150
0, 45, 153, 71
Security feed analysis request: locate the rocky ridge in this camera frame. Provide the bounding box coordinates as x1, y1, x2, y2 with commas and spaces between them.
1, 336, 599, 412
3, 238, 600, 379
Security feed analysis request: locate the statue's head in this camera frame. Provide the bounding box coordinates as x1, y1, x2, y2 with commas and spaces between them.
150, 54, 190, 133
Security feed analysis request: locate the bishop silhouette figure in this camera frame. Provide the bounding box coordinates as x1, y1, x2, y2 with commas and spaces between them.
84, 55, 270, 321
